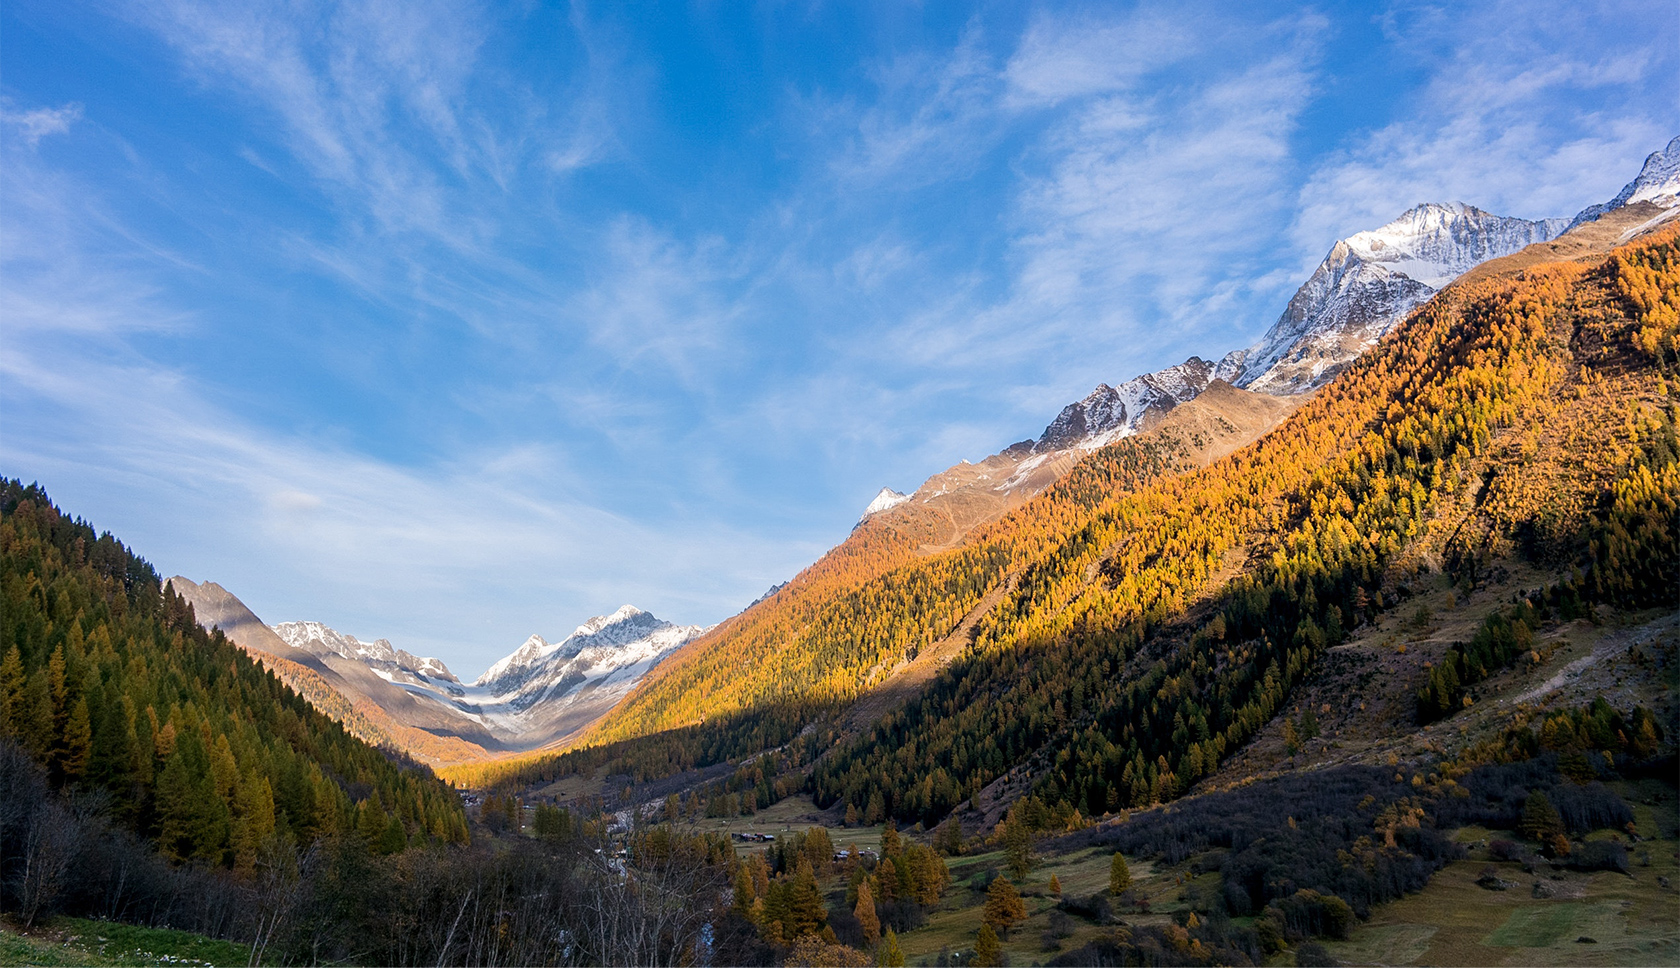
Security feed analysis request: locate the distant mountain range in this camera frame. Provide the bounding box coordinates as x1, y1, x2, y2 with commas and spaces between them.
168, 577, 705, 764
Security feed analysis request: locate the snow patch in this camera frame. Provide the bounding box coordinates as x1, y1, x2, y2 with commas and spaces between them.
861, 487, 910, 520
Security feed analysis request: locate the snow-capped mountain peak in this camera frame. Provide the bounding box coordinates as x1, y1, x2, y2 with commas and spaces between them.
473, 633, 557, 689
1213, 202, 1567, 395
861, 487, 910, 520
570, 604, 655, 640
471, 605, 691, 693
1333, 202, 1569, 289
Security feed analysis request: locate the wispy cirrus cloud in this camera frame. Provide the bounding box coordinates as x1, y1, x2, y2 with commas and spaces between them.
1, 100, 83, 148
6, 0, 1675, 674
837, 8, 1324, 405
1294, 0, 1676, 255
1002, 8, 1194, 106
0, 332, 821, 670
126, 0, 491, 238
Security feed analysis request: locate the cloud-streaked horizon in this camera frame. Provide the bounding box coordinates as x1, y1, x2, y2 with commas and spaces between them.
3, 0, 1673, 674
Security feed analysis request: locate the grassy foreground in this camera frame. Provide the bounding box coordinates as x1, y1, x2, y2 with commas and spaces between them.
0, 917, 253, 967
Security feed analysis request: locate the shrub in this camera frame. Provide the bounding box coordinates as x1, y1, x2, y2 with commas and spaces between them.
1056, 893, 1111, 923
1296, 941, 1340, 966
1568, 840, 1629, 873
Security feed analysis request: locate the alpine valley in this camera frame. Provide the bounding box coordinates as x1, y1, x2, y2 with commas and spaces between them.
158, 139, 1677, 770
4, 130, 1678, 968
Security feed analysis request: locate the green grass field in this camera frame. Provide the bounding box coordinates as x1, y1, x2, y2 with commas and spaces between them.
1321, 837, 1680, 967
0, 917, 253, 967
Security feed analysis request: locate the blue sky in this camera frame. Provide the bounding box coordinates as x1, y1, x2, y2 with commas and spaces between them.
2, 1, 1674, 674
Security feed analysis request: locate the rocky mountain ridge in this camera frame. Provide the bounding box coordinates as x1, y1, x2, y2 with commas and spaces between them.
861, 136, 1680, 523
273, 620, 461, 690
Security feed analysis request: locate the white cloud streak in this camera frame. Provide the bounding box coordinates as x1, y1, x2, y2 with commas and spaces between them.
5, 0, 1675, 673
0, 335, 819, 671
1294, 0, 1675, 255
1, 101, 83, 148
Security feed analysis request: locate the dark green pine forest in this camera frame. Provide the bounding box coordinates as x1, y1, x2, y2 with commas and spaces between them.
0, 481, 470, 863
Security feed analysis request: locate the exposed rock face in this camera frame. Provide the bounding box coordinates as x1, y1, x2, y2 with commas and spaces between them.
1216, 203, 1567, 395
1035, 357, 1218, 453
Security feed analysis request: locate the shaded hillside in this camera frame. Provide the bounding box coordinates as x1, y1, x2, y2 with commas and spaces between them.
810, 224, 1679, 824
589, 430, 1193, 746
0, 482, 469, 866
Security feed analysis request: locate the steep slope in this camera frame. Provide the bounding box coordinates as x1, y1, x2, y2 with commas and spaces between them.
579, 178, 1665, 756
580, 385, 1298, 755
810, 222, 1680, 825
513, 219, 1677, 829
0, 484, 469, 863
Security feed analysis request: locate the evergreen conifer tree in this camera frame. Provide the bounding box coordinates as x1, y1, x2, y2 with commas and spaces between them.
1109, 851, 1131, 895
982, 876, 1026, 936
854, 879, 880, 947
972, 924, 1001, 967
877, 928, 904, 967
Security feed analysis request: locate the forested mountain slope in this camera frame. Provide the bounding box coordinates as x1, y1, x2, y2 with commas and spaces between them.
483, 222, 1677, 830
810, 223, 1679, 824
574, 150, 1678, 768
0, 482, 469, 867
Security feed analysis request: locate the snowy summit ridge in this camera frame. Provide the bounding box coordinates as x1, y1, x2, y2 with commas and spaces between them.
270, 605, 707, 751
1027, 139, 1680, 451
273, 620, 460, 687
1214, 202, 1567, 395
473, 604, 677, 695
861, 487, 911, 520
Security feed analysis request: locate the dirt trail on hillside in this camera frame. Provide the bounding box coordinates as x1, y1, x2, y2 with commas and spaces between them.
1507, 612, 1679, 707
